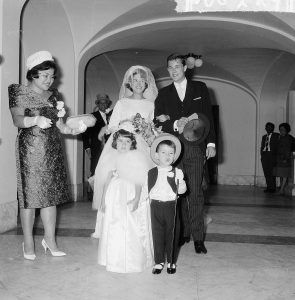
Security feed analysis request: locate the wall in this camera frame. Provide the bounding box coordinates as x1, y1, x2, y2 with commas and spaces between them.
0, 0, 26, 233
207, 80, 257, 185
21, 0, 81, 199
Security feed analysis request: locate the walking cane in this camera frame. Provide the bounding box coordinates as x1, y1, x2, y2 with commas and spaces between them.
170, 179, 179, 267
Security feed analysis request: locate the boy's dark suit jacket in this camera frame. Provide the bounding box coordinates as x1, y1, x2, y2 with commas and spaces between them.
82, 110, 112, 176
154, 80, 215, 150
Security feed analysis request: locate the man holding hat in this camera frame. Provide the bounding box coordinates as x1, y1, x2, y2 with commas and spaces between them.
154, 53, 216, 254
82, 93, 112, 177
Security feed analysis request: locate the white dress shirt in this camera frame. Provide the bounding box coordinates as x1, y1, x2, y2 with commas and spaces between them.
263, 133, 272, 151
149, 166, 186, 202
99, 110, 107, 124
174, 78, 187, 101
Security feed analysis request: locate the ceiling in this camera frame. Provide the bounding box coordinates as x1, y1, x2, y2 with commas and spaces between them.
83, 2, 295, 57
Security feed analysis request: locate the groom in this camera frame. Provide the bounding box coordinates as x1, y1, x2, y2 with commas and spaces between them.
154, 53, 216, 254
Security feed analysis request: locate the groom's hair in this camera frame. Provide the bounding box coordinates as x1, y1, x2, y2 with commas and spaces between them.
166, 53, 185, 66
112, 129, 137, 150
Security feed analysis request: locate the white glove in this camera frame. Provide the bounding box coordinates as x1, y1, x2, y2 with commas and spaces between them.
36, 116, 52, 129
24, 116, 52, 129
175, 168, 184, 181
98, 125, 108, 141
175, 168, 187, 194
156, 114, 170, 122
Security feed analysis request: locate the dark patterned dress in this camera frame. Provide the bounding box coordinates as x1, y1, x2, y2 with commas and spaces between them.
273, 134, 295, 178
8, 84, 70, 209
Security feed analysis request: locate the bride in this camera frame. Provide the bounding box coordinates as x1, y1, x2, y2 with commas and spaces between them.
92, 65, 158, 273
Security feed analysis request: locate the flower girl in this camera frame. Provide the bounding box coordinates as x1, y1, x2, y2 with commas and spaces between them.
97, 122, 153, 273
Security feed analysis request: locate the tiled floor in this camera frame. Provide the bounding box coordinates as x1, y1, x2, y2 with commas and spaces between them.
1, 186, 295, 300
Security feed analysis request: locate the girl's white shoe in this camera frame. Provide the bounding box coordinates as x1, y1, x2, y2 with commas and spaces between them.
41, 239, 66, 257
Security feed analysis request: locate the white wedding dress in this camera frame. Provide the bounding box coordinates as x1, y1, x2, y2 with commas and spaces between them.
94, 98, 155, 273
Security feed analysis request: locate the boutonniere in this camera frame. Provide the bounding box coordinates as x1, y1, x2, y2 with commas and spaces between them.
167, 171, 174, 178
105, 108, 111, 114
56, 101, 66, 118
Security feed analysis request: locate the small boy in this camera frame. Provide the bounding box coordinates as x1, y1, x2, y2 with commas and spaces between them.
148, 133, 187, 274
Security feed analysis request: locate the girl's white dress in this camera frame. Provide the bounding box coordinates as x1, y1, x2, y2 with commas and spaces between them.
98, 151, 153, 273
93, 98, 155, 273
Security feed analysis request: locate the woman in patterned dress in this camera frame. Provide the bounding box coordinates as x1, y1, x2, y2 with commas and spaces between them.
273, 123, 295, 195
8, 51, 84, 260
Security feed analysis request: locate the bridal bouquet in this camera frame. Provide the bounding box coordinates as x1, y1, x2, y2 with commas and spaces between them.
131, 113, 162, 146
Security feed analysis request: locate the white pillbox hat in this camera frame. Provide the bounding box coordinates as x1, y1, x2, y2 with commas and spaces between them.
26, 50, 54, 70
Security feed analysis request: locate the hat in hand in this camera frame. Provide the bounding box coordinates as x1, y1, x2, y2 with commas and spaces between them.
95, 94, 112, 106
150, 133, 182, 165
181, 113, 210, 145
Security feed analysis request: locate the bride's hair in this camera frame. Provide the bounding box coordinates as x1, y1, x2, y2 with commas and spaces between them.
125, 69, 148, 92
112, 129, 137, 150
119, 65, 158, 101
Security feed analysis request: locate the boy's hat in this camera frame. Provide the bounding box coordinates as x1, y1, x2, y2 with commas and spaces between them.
150, 133, 182, 165
181, 113, 210, 145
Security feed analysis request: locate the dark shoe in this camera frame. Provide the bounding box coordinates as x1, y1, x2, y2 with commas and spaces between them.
264, 188, 276, 193
194, 241, 207, 254
152, 263, 164, 275
167, 263, 176, 274
179, 236, 190, 246
87, 191, 93, 201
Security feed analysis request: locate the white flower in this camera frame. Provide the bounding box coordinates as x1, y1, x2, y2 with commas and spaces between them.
105, 108, 111, 114
167, 171, 174, 178
56, 101, 64, 110
57, 108, 66, 118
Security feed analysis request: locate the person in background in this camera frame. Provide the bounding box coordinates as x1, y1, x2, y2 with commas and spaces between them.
273, 122, 295, 195
8, 50, 85, 260
83, 93, 112, 177
260, 122, 279, 193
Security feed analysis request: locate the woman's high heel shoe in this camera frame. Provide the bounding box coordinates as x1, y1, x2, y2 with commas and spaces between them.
41, 239, 66, 257
22, 242, 36, 261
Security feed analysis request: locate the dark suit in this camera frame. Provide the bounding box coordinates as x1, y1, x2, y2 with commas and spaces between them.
82, 110, 111, 176
260, 132, 279, 191
154, 80, 215, 242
